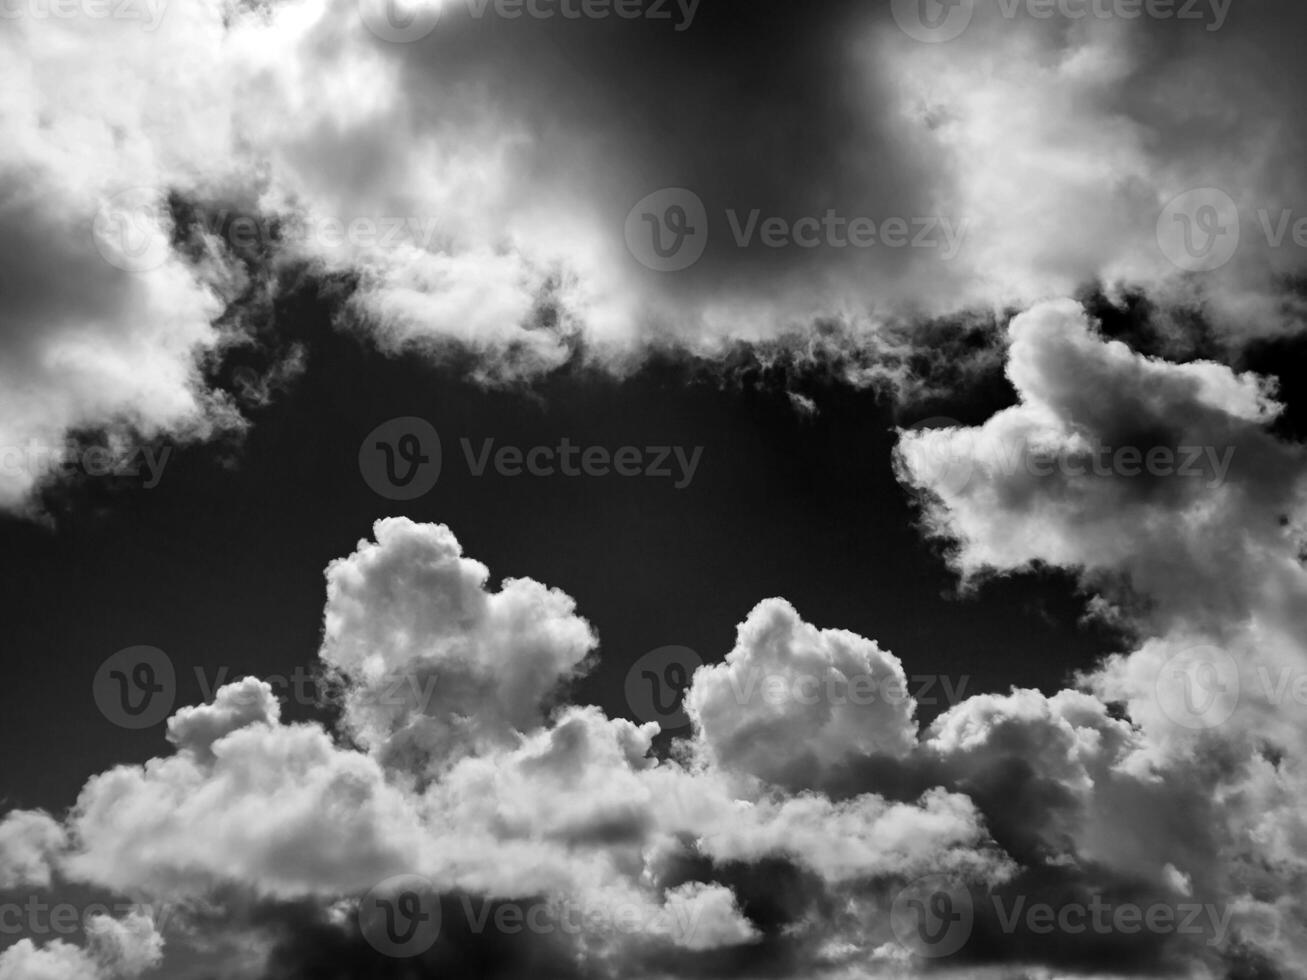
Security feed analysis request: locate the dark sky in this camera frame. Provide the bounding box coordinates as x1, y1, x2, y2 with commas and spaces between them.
0, 278, 1118, 814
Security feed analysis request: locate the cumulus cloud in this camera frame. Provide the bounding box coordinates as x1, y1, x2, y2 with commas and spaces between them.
6, 493, 1303, 974
321, 517, 598, 771
166, 675, 282, 758
0, 911, 162, 980
686, 597, 918, 784
5, 519, 1026, 977
897, 298, 1307, 974
0, 809, 66, 889
874, 2, 1307, 335
8, 0, 1307, 517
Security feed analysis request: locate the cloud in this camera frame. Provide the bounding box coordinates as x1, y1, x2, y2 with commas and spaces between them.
0, 911, 162, 980
896, 298, 1304, 635
17, 520, 1019, 977
0, 809, 66, 889
65, 714, 427, 899
166, 676, 282, 759
686, 597, 919, 784
897, 298, 1307, 975
10, 0, 1307, 516
321, 517, 598, 771
874, 2, 1307, 335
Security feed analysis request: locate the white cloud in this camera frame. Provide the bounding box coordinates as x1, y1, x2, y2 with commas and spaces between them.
321, 517, 598, 770
897, 298, 1307, 973
0, 911, 162, 980
686, 597, 918, 784
33, 522, 1017, 973
0, 809, 66, 889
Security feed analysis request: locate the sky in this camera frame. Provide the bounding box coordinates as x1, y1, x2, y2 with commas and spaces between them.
3, 0, 1307, 979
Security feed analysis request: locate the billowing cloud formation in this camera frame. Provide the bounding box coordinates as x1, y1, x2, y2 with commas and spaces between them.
321, 517, 598, 770
0, 810, 66, 889
15, 518, 1027, 977
0, 911, 162, 980
14, 491, 1303, 977
876, 2, 1307, 334
8, 0, 1307, 516
898, 298, 1307, 975
11, 295, 1307, 975
687, 597, 918, 783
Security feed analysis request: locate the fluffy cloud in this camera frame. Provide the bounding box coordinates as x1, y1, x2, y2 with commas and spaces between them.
896, 298, 1304, 632
9, 0, 1307, 517
0, 911, 162, 980
166, 675, 282, 758
0, 809, 66, 889
875, 2, 1307, 336
11, 311, 1307, 974
321, 517, 598, 771
898, 298, 1307, 974
686, 597, 918, 784
65, 712, 427, 899
15, 520, 1019, 977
